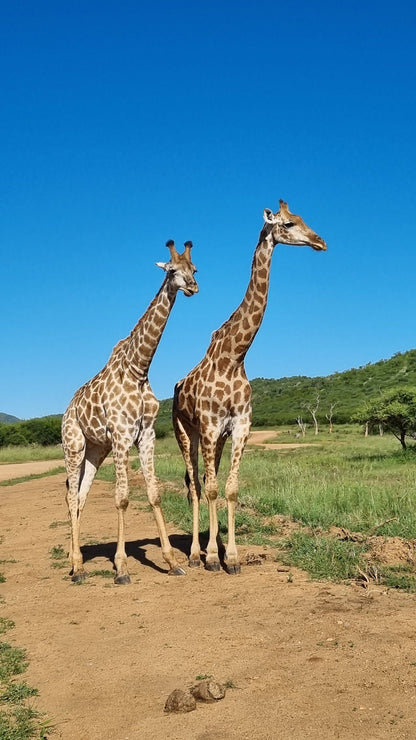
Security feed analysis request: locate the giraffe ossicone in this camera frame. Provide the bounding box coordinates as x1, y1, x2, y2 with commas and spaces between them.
62, 240, 198, 584
173, 200, 326, 574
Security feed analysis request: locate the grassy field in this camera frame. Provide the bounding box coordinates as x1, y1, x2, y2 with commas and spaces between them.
146, 426, 416, 537
2, 426, 416, 590
0, 445, 64, 464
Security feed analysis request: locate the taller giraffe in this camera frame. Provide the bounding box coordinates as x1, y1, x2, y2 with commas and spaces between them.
62, 240, 198, 584
173, 201, 326, 574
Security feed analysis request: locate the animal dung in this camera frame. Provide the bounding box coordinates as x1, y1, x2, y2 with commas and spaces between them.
191, 680, 226, 703
164, 689, 196, 713
164, 679, 226, 713
244, 551, 267, 566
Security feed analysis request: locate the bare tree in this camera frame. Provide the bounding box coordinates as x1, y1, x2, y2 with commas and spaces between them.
303, 392, 321, 435
325, 402, 337, 434
296, 416, 306, 438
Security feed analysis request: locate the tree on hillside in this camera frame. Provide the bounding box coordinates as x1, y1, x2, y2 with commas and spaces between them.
302, 392, 321, 435
326, 402, 337, 434
353, 388, 416, 450
296, 416, 306, 438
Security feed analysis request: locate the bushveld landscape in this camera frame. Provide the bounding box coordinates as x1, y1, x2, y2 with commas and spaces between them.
1, 420, 416, 739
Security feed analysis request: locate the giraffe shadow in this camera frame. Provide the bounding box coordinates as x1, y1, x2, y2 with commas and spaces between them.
170, 531, 227, 568
81, 533, 193, 575
80, 531, 226, 574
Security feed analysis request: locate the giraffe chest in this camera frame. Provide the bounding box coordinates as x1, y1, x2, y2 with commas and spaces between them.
75, 376, 157, 444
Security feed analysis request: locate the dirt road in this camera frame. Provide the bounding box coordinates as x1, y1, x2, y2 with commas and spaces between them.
2, 464, 416, 739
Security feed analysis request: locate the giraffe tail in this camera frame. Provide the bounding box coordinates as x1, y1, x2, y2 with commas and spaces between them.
185, 471, 192, 505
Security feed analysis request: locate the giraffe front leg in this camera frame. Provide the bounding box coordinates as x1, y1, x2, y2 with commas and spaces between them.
113, 443, 132, 584
138, 427, 186, 576
224, 479, 240, 575
224, 422, 250, 574
202, 435, 221, 572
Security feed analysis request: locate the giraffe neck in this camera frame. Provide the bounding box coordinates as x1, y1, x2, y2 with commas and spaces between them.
208, 229, 275, 364
120, 277, 178, 383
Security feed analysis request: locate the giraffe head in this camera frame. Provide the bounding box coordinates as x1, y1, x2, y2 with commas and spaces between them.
156, 240, 199, 297
263, 200, 327, 251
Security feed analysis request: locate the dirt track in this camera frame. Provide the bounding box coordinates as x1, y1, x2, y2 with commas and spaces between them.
2, 456, 416, 739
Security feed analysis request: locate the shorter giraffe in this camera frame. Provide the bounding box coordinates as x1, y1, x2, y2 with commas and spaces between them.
173, 201, 326, 573
62, 240, 198, 583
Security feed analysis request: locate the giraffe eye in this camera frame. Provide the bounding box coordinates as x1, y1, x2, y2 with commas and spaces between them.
284, 222, 295, 228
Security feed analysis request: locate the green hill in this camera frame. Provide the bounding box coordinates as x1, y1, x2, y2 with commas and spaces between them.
2, 349, 415, 440
0, 412, 21, 424
157, 349, 416, 428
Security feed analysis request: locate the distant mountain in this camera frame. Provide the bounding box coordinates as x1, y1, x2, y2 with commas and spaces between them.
157, 349, 416, 428
0, 412, 21, 424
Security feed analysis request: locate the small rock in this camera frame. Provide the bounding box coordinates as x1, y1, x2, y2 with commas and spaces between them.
164, 689, 196, 713
191, 680, 226, 703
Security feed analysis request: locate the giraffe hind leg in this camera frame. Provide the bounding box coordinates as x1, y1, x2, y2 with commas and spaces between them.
174, 417, 202, 567
64, 440, 87, 582
66, 441, 109, 582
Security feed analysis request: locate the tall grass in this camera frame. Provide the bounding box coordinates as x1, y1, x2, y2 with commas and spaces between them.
236, 435, 416, 538
153, 429, 416, 540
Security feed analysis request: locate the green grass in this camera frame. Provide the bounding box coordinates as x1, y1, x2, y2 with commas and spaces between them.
0, 446, 64, 464
89, 569, 114, 579
96, 464, 116, 482
0, 468, 65, 487
280, 531, 367, 581
380, 569, 416, 593
49, 545, 67, 570
0, 573, 52, 739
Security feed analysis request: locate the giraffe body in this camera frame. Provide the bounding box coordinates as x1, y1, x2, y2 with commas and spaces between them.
62, 241, 198, 583
173, 201, 326, 573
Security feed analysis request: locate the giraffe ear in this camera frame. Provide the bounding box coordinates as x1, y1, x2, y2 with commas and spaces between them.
263, 208, 277, 224
155, 261, 170, 271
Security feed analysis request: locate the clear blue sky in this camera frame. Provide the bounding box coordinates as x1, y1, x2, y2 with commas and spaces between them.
1, 0, 415, 420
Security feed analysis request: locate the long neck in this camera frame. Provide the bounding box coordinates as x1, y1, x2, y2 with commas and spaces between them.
207, 229, 275, 363
122, 277, 178, 383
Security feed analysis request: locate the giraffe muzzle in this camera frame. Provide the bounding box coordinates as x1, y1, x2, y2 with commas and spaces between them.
312, 237, 327, 251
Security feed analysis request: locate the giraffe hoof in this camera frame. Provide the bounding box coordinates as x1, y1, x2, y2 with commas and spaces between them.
169, 566, 187, 576
71, 572, 86, 583
114, 574, 131, 585
205, 561, 221, 572
188, 559, 201, 568
225, 563, 241, 575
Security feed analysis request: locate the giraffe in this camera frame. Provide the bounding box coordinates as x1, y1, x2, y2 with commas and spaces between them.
173, 200, 326, 574
62, 240, 198, 584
